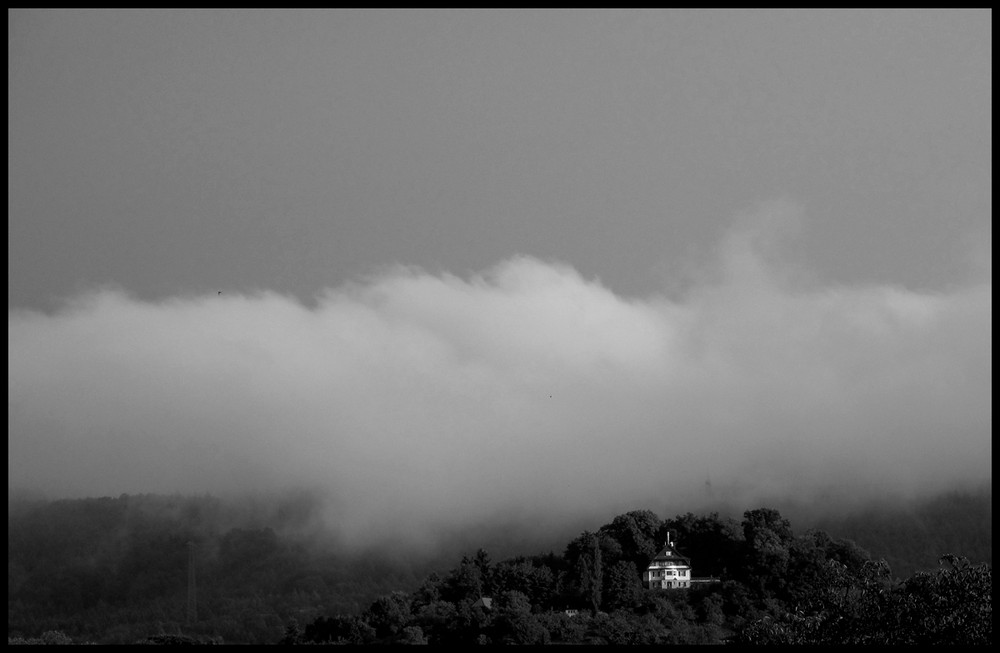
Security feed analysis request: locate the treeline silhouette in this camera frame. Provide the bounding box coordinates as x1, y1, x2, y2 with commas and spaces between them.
7, 489, 991, 644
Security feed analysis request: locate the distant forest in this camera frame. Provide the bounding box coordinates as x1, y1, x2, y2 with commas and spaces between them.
7, 488, 991, 645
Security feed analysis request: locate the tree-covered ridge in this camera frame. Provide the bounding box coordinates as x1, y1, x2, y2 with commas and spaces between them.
809, 489, 992, 579
8, 492, 429, 644
8, 491, 991, 644
293, 507, 991, 645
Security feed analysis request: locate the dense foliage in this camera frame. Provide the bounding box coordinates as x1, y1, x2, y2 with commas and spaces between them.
8, 490, 991, 644
733, 555, 992, 645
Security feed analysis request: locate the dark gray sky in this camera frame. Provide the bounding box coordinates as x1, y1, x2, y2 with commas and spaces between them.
9, 9, 991, 307
8, 10, 991, 548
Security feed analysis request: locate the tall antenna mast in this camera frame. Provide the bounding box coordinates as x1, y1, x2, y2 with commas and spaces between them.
186, 541, 197, 625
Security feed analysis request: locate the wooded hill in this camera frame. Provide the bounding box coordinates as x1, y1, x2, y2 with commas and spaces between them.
7, 488, 991, 644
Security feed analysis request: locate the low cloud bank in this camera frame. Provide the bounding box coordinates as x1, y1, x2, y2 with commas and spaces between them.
9, 205, 991, 549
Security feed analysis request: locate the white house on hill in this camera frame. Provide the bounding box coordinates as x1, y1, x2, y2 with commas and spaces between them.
643, 535, 692, 589
643, 532, 720, 590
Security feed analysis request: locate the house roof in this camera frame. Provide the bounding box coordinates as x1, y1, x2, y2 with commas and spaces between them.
647, 543, 691, 568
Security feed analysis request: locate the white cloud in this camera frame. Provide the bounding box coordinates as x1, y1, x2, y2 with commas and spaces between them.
8, 205, 991, 548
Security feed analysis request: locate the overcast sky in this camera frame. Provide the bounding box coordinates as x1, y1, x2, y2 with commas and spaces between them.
8, 10, 991, 548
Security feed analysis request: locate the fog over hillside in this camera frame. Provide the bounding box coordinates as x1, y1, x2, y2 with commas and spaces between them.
8, 203, 991, 552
